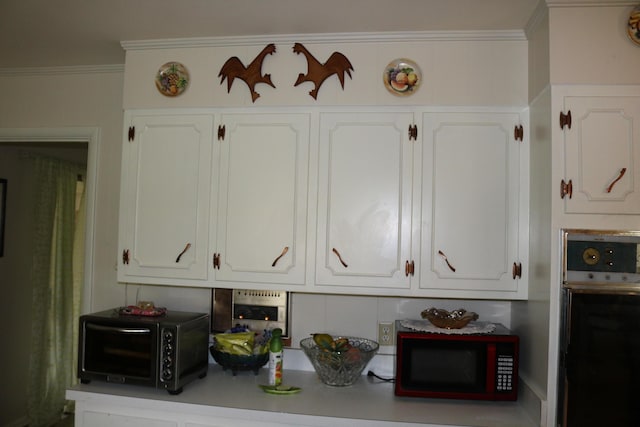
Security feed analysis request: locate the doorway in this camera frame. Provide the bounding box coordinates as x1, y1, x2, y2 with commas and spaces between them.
0, 127, 98, 426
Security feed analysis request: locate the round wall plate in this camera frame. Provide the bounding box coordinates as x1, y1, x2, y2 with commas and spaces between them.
383, 58, 421, 96
155, 62, 189, 97
628, 5, 640, 46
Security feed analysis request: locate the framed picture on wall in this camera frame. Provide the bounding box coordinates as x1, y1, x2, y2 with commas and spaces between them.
0, 179, 6, 257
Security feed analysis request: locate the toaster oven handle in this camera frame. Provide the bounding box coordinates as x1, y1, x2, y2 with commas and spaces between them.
87, 324, 151, 334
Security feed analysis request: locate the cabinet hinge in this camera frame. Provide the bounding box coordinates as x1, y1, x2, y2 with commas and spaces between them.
213, 253, 221, 269
559, 110, 572, 129
514, 125, 524, 142
405, 260, 415, 277
128, 126, 135, 141
408, 124, 418, 140
512, 262, 522, 279
217, 125, 226, 141
560, 179, 573, 199
122, 249, 130, 265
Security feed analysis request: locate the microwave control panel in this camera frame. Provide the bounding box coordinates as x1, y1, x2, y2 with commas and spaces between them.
496, 354, 514, 392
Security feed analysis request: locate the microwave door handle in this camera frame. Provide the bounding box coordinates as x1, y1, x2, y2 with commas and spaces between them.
87, 324, 151, 334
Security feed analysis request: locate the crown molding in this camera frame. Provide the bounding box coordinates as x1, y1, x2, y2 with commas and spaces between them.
0, 64, 124, 77
546, 0, 637, 7
121, 30, 528, 51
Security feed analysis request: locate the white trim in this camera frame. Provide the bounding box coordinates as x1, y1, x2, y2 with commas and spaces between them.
546, 0, 637, 7
0, 64, 124, 77
121, 30, 528, 51
0, 127, 99, 314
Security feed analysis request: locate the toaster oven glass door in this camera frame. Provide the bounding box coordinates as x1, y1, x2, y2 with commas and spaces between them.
83, 323, 157, 380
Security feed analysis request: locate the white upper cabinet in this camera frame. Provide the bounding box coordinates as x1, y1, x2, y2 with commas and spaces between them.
214, 113, 311, 285
118, 112, 215, 284
559, 92, 640, 214
420, 111, 528, 298
315, 112, 416, 290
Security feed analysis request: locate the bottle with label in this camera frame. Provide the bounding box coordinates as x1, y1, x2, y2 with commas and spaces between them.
268, 328, 283, 386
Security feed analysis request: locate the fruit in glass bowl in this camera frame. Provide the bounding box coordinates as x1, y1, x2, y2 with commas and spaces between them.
300, 335, 379, 386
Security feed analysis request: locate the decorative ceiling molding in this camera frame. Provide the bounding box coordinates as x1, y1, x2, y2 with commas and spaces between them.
0, 64, 124, 77
546, 0, 637, 7
121, 30, 528, 52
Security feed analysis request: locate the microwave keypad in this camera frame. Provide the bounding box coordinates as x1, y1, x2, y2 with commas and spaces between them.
496, 355, 514, 391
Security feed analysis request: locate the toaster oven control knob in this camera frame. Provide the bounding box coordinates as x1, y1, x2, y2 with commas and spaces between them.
163, 331, 174, 342
164, 344, 173, 354
162, 369, 173, 380
163, 356, 173, 367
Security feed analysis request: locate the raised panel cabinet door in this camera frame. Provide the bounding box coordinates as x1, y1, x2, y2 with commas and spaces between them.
562, 96, 640, 214
215, 113, 310, 285
420, 112, 523, 295
315, 112, 414, 289
118, 113, 214, 283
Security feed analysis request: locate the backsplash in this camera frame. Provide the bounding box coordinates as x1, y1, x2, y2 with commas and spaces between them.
122, 283, 511, 358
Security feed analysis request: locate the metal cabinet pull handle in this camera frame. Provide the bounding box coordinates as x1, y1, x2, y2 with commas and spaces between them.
272, 246, 289, 267
175, 243, 191, 263
438, 250, 456, 272
606, 168, 626, 193
332, 248, 348, 268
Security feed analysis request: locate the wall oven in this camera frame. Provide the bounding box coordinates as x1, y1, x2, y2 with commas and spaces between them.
558, 229, 640, 427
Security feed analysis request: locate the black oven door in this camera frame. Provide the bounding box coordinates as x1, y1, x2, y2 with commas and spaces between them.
80, 321, 158, 386
560, 290, 640, 427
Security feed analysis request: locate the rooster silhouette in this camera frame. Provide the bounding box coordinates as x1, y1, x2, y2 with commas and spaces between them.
218, 44, 276, 103
292, 43, 354, 100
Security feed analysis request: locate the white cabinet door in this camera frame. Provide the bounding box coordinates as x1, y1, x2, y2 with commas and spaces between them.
118, 113, 214, 284
561, 95, 640, 214
420, 112, 527, 298
214, 113, 310, 285
315, 112, 415, 289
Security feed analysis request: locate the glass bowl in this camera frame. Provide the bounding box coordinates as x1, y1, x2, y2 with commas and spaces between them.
300, 336, 379, 386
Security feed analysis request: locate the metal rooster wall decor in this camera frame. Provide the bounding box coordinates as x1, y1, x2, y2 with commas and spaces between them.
292, 43, 354, 100
218, 44, 276, 103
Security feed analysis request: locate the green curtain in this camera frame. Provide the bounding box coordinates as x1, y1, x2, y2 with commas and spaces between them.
27, 154, 85, 427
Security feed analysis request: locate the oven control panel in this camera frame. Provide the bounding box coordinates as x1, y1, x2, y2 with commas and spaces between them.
565, 231, 640, 283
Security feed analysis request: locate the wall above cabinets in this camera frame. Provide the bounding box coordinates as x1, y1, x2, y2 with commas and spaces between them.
121, 33, 528, 109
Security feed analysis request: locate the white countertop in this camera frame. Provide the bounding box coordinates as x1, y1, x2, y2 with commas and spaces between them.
67, 364, 537, 427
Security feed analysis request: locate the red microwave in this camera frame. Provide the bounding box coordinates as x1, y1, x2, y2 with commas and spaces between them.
394, 321, 518, 401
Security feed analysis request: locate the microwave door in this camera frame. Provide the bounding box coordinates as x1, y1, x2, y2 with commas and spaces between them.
82, 323, 156, 382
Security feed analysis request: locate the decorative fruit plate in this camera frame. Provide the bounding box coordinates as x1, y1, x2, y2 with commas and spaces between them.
628, 5, 640, 46
383, 58, 421, 96
155, 61, 189, 97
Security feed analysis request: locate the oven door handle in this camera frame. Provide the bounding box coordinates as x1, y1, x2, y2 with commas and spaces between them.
87, 324, 151, 334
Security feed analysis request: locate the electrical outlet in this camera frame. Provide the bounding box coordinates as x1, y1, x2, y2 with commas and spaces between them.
378, 322, 394, 346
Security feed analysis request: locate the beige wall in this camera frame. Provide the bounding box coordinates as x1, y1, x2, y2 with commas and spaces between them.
549, 5, 640, 84
0, 70, 124, 425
